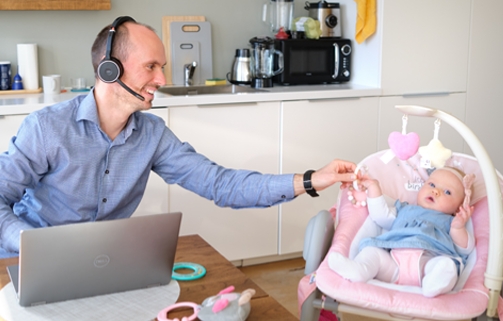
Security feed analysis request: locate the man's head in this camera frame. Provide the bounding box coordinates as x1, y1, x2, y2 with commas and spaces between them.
91, 18, 133, 78
417, 167, 467, 215
91, 17, 166, 107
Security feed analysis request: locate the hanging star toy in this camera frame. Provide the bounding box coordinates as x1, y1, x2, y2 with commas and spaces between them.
418, 119, 452, 169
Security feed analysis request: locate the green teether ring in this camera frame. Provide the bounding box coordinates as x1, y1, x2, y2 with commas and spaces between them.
172, 262, 206, 281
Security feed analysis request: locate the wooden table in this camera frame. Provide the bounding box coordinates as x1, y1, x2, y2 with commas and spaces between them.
0, 234, 298, 321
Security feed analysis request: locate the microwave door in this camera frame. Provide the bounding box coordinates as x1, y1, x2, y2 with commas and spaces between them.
333, 42, 339, 80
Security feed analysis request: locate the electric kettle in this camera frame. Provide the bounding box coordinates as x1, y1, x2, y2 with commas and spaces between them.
227, 49, 252, 85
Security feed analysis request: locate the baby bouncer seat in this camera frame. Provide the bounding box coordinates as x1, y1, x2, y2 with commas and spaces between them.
298, 106, 503, 321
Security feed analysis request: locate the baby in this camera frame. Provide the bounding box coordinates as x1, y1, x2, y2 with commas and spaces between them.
329, 167, 475, 297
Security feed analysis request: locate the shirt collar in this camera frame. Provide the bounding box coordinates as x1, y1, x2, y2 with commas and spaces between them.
75, 89, 138, 142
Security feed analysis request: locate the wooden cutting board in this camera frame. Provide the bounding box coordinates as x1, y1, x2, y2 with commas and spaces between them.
0, 88, 42, 95
162, 16, 205, 85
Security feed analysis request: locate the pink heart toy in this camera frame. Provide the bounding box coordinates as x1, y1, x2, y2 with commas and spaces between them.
388, 131, 420, 160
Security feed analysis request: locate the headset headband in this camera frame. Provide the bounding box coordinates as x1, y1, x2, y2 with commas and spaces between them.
104, 16, 136, 61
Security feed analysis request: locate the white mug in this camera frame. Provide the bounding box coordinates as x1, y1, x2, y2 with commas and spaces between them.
42, 74, 61, 95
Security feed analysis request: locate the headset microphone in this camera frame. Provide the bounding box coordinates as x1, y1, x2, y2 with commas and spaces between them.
117, 79, 145, 101
97, 16, 145, 101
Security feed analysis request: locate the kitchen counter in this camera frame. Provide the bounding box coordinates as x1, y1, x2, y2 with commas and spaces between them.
0, 83, 381, 116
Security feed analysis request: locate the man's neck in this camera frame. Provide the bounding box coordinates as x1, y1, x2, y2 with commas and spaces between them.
93, 84, 133, 141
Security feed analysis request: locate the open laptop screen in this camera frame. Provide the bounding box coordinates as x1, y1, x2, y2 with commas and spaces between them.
8, 212, 181, 307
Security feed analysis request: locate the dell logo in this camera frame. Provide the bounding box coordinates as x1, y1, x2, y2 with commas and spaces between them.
94, 254, 110, 268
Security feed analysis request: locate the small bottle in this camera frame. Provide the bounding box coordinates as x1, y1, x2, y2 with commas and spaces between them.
12, 73, 24, 90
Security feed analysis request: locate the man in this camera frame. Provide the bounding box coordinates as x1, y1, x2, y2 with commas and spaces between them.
0, 17, 357, 258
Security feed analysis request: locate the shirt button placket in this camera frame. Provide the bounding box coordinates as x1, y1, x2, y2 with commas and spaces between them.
101, 169, 109, 207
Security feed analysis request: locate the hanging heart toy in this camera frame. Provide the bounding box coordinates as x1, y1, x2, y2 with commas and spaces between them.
388, 114, 420, 160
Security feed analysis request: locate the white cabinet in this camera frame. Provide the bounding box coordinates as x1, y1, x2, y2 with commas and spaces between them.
0, 114, 26, 153
380, 0, 471, 96
465, 0, 503, 172
167, 102, 281, 261
375, 0, 471, 164
378, 94, 467, 154
280, 97, 380, 255
133, 108, 169, 216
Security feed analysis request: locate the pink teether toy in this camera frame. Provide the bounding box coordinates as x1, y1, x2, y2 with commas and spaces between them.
350, 164, 368, 207
348, 186, 367, 207
157, 302, 199, 321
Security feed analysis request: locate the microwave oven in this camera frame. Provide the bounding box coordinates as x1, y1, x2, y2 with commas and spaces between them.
273, 38, 351, 85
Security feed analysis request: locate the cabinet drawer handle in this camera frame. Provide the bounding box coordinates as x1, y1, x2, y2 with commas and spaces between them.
195, 102, 258, 108
306, 97, 362, 103
402, 92, 450, 97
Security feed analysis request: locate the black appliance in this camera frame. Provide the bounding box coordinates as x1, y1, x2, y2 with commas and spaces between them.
273, 38, 351, 85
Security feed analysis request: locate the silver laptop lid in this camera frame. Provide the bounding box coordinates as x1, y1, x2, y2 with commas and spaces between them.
15, 212, 181, 307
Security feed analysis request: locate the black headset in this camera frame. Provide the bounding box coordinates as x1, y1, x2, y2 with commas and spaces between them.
97, 16, 145, 101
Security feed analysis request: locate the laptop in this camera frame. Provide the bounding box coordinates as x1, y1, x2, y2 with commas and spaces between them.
6, 212, 182, 307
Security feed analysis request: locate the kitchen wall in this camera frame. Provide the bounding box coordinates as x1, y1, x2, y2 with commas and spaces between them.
0, 0, 360, 88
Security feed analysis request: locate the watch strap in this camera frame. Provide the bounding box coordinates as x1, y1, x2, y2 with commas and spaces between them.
303, 170, 319, 197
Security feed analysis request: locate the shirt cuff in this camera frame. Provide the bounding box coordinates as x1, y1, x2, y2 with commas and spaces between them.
1, 220, 33, 253
271, 174, 296, 203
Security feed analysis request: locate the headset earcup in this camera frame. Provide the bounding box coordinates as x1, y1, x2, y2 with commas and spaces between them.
97, 58, 123, 83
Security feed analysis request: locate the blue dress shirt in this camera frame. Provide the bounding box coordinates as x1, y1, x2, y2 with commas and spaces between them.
0, 91, 295, 254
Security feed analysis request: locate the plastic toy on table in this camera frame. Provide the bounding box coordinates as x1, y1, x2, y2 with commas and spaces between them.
157, 285, 256, 321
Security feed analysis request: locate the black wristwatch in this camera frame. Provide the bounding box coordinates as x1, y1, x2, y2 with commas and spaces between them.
303, 170, 319, 197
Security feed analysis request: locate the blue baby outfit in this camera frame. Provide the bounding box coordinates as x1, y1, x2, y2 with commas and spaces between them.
359, 201, 467, 269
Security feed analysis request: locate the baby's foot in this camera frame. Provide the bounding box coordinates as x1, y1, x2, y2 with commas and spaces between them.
422, 256, 457, 297
328, 252, 374, 283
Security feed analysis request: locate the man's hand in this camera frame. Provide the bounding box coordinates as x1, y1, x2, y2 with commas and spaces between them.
360, 176, 382, 198
294, 159, 357, 196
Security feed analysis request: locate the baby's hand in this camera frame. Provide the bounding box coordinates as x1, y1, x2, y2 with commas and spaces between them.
451, 204, 474, 229
359, 176, 382, 198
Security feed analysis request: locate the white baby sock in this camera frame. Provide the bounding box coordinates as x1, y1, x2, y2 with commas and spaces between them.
328, 251, 380, 283
422, 256, 458, 297
329, 247, 398, 283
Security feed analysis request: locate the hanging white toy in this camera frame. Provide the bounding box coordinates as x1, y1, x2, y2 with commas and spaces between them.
388, 115, 420, 160
418, 119, 452, 169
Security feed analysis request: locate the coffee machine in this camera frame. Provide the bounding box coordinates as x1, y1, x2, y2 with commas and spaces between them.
249, 37, 284, 88
304, 1, 342, 38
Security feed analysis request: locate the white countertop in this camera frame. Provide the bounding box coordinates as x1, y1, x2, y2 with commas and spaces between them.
0, 83, 381, 116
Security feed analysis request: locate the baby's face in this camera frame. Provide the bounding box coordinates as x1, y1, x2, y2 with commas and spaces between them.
417, 169, 465, 215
